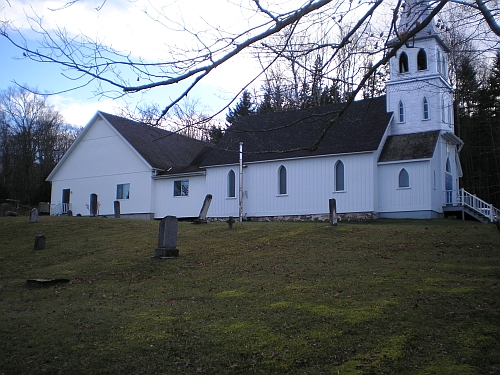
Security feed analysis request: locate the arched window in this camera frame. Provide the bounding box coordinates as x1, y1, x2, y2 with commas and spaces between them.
398, 100, 405, 123
423, 97, 430, 120
278, 165, 287, 195
399, 52, 409, 73
227, 170, 236, 198
335, 160, 345, 191
441, 96, 446, 122
446, 157, 451, 173
399, 168, 410, 188
417, 49, 427, 70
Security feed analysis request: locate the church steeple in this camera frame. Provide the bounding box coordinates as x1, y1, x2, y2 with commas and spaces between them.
385, 0, 454, 136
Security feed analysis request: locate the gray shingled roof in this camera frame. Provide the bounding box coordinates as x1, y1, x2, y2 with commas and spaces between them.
100, 112, 206, 172
378, 130, 440, 162
202, 96, 392, 166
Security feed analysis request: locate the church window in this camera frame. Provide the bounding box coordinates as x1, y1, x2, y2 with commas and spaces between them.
116, 183, 130, 199
278, 165, 287, 195
227, 170, 236, 198
423, 97, 430, 120
334, 160, 345, 191
399, 52, 409, 73
417, 49, 427, 70
441, 96, 446, 122
398, 100, 405, 123
398, 168, 410, 188
174, 180, 189, 196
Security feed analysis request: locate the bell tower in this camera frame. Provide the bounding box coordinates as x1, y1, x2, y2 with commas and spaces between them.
386, 0, 454, 136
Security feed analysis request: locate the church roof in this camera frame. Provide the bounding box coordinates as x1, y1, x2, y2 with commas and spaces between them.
378, 130, 440, 162
202, 96, 392, 167
100, 112, 206, 172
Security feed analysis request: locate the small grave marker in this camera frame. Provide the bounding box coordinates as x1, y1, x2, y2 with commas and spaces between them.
90, 193, 98, 217
193, 194, 212, 224
29, 208, 39, 223
114, 200, 121, 218
34, 235, 46, 250
329, 198, 338, 226
227, 216, 235, 229
153, 216, 179, 258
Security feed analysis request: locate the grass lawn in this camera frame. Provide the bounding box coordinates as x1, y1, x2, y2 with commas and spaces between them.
0, 216, 499, 374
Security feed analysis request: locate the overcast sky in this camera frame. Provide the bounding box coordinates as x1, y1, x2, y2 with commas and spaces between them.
0, 0, 280, 126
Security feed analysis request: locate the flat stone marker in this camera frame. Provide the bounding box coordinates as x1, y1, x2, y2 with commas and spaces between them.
34, 235, 46, 250
30, 208, 39, 223
154, 216, 179, 258
193, 194, 212, 224
114, 200, 121, 218
329, 198, 338, 226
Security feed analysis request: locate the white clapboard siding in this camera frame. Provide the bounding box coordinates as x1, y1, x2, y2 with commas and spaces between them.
206, 153, 377, 218
49, 117, 154, 217
153, 175, 207, 219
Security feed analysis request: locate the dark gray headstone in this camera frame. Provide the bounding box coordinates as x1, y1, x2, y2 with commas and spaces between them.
495, 217, 500, 233
0, 203, 13, 217
329, 198, 338, 226
5, 211, 17, 217
114, 200, 121, 218
67, 210, 73, 217
34, 235, 46, 250
154, 216, 179, 258
194, 194, 212, 224
90, 193, 98, 217
30, 208, 39, 223
227, 216, 235, 229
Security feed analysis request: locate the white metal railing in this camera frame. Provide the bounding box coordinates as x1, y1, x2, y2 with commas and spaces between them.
448, 188, 499, 223
50, 203, 72, 216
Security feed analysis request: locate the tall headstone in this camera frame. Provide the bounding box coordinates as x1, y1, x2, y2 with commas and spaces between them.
29, 208, 39, 223
154, 216, 179, 258
329, 198, 338, 226
34, 235, 46, 250
114, 200, 121, 219
193, 194, 212, 224
90, 193, 98, 217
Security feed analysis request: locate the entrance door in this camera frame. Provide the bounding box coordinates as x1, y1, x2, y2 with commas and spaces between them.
62, 189, 70, 214
445, 158, 453, 204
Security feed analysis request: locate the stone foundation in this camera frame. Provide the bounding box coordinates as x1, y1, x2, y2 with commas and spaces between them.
208, 212, 375, 223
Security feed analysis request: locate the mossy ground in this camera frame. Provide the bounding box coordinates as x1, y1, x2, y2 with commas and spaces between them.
0, 217, 499, 374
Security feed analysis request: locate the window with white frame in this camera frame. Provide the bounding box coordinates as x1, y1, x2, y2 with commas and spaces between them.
278, 165, 287, 195
398, 100, 405, 123
227, 170, 236, 198
335, 160, 345, 191
174, 180, 189, 196
398, 168, 410, 188
116, 183, 130, 199
423, 97, 430, 120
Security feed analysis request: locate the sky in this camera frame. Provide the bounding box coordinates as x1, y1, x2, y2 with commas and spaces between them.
0, 0, 274, 126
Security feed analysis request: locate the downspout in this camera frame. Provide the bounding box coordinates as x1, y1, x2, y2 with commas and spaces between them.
239, 142, 243, 222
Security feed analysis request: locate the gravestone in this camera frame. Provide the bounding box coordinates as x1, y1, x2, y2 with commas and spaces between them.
1, 203, 13, 217
495, 216, 500, 233
227, 216, 235, 229
114, 200, 121, 219
67, 210, 73, 217
153, 216, 179, 258
192, 194, 212, 224
329, 198, 338, 226
34, 235, 46, 250
90, 193, 98, 217
30, 208, 39, 223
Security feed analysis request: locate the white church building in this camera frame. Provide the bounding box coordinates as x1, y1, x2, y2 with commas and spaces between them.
46, 0, 499, 223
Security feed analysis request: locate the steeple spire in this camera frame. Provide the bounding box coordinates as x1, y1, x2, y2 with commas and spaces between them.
398, 0, 438, 38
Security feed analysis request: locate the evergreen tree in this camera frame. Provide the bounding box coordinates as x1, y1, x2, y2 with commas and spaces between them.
226, 90, 255, 125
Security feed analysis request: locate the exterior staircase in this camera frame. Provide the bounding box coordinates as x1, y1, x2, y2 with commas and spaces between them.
444, 188, 499, 223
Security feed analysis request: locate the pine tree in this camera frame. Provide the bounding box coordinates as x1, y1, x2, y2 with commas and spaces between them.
226, 90, 255, 125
